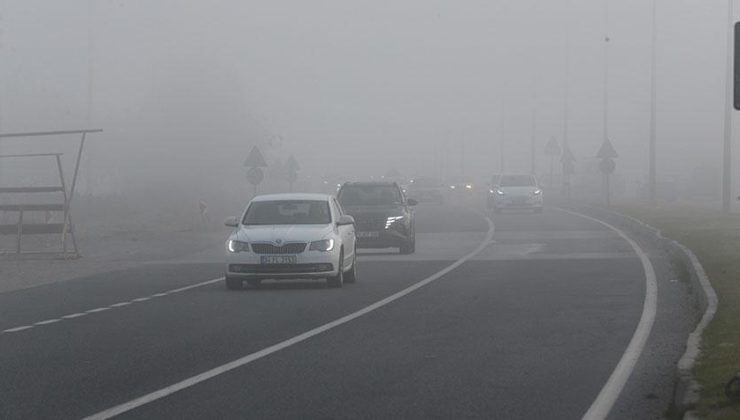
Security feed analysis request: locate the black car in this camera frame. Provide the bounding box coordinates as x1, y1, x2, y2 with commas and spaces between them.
337, 182, 417, 254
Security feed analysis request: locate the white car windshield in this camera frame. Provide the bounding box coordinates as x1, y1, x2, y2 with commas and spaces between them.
242, 200, 331, 225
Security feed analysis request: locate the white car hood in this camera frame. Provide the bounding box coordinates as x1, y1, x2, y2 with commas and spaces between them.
498, 186, 539, 196
235, 224, 335, 244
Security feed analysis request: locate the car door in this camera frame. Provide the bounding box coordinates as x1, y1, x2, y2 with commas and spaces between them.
333, 198, 355, 266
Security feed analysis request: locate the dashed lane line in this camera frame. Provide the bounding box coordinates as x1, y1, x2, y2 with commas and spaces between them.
81, 217, 496, 420
0, 278, 224, 335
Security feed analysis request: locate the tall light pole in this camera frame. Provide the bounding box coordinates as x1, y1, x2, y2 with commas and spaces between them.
85, 0, 95, 196
500, 96, 506, 173
723, 0, 734, 212
603, 0, 612, 206
531, 83, 537, 174
563, 0, 572, 196
649, 0, 658, 204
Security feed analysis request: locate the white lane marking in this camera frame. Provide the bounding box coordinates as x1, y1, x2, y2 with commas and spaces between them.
3, 325, 33, 333
82, 217, 496, 420
86, 308, 111, 314
555, 209, 658, 420
0, 277, 224, 335
34, 319, 61, 326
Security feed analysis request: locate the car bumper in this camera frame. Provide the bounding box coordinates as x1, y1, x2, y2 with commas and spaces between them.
494, 197, 543, 209
225, 251, 339, 279
355, 229, 408, 248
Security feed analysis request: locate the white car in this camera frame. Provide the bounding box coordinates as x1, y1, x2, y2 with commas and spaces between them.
224, 193, 357, 289
490, 174, 544, 213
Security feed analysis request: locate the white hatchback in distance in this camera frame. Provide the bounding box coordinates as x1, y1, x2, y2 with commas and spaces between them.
490, 174, 544, 213
224, 194, 357, 289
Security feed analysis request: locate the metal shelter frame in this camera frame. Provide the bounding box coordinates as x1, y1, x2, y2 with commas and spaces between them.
0, 129, 102, 258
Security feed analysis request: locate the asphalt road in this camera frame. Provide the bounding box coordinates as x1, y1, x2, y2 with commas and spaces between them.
0, 204, 695, 419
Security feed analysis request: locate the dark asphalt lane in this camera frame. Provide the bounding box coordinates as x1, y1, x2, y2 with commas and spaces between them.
121, 258, 644, 420
0, 204, 677, 420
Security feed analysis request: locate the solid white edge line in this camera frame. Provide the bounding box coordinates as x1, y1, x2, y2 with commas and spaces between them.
81, 217, 496, 420
556, 208, 658, 420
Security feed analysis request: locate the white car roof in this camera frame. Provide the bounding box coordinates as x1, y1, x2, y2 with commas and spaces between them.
251, 193, 332, 202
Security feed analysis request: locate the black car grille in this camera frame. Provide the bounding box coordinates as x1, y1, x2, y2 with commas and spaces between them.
229, 264, 333, 273
250, 243, 307, 254
352, 214, 387, 230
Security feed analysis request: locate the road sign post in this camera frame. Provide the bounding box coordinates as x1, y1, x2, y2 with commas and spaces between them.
286, 155, 300, 192
544, 137, 562, 189
244, 146, 268, 197
561, 144, 575, 199
597, 139, 618, 207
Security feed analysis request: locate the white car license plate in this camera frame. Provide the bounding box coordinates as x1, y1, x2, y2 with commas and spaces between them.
357, 231, 380, 238
260, 255, 297, 264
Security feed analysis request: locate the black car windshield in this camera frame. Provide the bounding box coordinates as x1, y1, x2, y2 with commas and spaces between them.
499, 175, 536, 187
338, 185, 402, 206
242, 200, 331, 225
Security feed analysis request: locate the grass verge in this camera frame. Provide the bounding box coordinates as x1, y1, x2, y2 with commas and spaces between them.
615, 202, 740, 420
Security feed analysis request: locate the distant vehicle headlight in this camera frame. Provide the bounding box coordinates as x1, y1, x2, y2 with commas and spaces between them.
495, 189, 505, 196
309, 239, 335, 252
385, 216, 405, 229
465, 184, 473, 190
532, 189, 542, 196
450, 185, 456, 189
227, 240, 249, 253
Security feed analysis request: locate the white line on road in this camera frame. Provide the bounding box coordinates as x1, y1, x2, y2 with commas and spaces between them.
0, 278, 224, 335
81, 217, 496, 420
556, 209, 658, 420
34, 319, 61, 326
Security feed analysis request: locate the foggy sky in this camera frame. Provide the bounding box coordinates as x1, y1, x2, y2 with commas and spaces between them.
0, 0, 736, 207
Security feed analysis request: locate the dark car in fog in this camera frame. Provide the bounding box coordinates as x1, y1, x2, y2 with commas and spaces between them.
337, 182, 417, 254
407, 177, 445, 204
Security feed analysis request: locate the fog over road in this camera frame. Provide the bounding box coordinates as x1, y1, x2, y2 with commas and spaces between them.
0, 204, 695, 420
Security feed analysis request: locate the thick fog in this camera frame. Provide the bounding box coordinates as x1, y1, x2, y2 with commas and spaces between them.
0, 0, 737, 218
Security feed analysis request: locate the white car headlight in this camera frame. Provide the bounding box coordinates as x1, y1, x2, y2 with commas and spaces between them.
495, 189, 505, 196
227, 240, 249, 253
385, 216, 404, 229
532, 189, 542, 196
309, 239, 335, 252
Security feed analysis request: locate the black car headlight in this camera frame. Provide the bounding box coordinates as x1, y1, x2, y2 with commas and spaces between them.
385, 216, 405, 229
227, 240, 249, 253
309, 239, 335, 252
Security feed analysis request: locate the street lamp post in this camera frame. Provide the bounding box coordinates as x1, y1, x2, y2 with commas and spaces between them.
723, 0, 734, 212
603, 0, 612, 206
649, 0, 658, 204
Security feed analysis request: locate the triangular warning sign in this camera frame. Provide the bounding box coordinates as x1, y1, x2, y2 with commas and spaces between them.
596, 139, 618, 159
244, 146, 268, 168
286, 155, 300, 172
544, 137, 561, 156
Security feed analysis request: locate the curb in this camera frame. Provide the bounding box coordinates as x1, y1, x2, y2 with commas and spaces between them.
571, 204, 718, 419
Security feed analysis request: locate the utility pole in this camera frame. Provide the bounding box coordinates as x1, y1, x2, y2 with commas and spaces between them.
531, 90, 537, 175
85, 0, 95, 196
500, 97, 506, 173
649, 0, 658, 204
723, 0, 734, 212
563, 0, 572, 196
603, 0, 612, 206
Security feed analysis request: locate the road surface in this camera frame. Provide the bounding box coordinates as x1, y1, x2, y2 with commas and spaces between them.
0, 204, 696, 419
